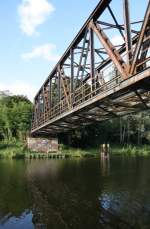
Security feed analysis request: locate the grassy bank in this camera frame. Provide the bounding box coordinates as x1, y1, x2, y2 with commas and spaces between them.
0, 141, 99, 159
111, 144, 150, 156
0, 141, 150, 159
60, 144, 150, 157
59, 144, 99, 158
0, 141, 27, 159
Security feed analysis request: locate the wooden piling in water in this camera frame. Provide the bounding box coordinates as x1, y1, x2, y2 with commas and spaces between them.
100, 144, 110, 158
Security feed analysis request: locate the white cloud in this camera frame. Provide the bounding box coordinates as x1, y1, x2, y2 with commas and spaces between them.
111, 35, 124, 46
0, 81, 37, 101
21, 43, 60, 62
18, 0, 55, 36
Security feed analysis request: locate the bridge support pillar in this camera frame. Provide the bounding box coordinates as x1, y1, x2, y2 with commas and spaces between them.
100, 144, 110, 159
27, 137, 59, 153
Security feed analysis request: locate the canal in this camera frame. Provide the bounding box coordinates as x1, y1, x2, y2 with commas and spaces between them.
0, 156, 150, 229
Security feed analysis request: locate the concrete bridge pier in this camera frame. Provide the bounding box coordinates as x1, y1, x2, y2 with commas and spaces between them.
27, 137, 58, 153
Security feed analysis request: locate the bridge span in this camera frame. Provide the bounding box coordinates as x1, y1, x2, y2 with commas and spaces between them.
31, 0, 150, 136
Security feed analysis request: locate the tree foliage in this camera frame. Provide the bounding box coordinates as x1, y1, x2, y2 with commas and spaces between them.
0, 93, 32, 141
59, 112, 150, 148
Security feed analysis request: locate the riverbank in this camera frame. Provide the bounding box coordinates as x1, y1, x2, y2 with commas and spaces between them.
0, 141, 27, 159
111, 144, 150, 156
0, 141, 98, 159
0, 141, 150, 159
61, 144, 150, 157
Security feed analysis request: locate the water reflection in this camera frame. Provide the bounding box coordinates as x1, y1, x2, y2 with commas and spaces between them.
0, 212, 34, 229
0, 160, 34, 229
0, 157, 150, 228
100, 155, 110, 177
27, 159, 100, 229
99, 156, 150, 228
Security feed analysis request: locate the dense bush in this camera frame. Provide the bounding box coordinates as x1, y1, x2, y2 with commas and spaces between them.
0, 93, 32, 141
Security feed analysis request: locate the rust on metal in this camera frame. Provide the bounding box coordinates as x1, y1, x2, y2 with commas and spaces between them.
31, 0, 150, 136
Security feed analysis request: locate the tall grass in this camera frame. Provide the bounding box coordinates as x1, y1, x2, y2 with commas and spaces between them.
111, 144, 150, 156
0, 141, 26, 159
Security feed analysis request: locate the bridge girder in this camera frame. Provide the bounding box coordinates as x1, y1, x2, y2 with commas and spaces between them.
31, 0, 150, 136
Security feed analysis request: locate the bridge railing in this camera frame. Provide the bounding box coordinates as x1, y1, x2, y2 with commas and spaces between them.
31, 48, 150, 131
31, 64, 124, 130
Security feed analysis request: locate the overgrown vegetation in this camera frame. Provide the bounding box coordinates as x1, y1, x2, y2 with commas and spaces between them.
0, 92, 33, 158
0, 92, 32, 141
111, 144, 150, 156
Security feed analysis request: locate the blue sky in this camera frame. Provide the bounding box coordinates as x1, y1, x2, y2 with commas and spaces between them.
0, 0, 147, 101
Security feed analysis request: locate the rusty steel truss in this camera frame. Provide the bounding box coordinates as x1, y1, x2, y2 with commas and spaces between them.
31, 0, 150, 136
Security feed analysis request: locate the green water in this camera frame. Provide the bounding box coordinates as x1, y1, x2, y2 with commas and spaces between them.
0, 156, 150, 229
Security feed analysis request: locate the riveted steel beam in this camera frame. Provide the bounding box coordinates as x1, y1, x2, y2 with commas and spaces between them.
123, 0, 133, 66
89, 21, 129, 79
130, 0, 150, 74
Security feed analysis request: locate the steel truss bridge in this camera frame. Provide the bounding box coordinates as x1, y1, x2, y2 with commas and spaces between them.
31, 0, 150, 136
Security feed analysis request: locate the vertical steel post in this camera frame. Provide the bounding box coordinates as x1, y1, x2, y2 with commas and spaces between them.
49, 77, 52, 110
70, 48, 74, 106
124, 0, 132, 67
33, 98, 36, 127
90, 26, 95, 92
130, 0, 150, 74
57, 69, 61, 103
70, 48, 74, 93
37, 96, 39, 125
42, 87, 45, 122
38, 95, 40, 118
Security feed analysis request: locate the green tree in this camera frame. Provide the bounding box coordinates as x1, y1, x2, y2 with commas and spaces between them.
0, 93, 32, 141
